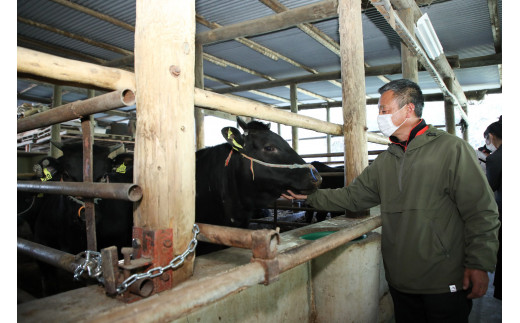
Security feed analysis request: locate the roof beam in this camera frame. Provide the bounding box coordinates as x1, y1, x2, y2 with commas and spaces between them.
17, 17, 133, 56
281, 88, 502, 110
372, 0, 469, 125
17, 35, 108, 65
258, 0, 388, 90
48, 0, 135, 32
196, 0, 339, 45
214, 54, 501, 94
487, 0, 501, 54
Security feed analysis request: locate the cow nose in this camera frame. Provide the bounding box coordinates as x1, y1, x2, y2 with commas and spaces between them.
310, 167, 322, 186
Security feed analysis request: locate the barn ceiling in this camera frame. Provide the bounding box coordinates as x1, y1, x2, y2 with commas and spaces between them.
17, 0, 502, 150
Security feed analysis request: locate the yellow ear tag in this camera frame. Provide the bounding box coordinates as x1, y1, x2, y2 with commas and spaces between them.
41, 168, 52, 181
116, 163, 127, 174
227, 128, 243, 150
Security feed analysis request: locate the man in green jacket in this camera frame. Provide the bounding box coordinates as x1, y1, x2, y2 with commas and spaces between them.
282, 79, 500, 322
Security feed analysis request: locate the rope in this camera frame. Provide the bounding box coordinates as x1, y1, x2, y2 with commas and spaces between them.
224, 149, 318, 181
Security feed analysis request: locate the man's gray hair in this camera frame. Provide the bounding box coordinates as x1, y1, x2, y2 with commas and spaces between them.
378, 79, 425, 117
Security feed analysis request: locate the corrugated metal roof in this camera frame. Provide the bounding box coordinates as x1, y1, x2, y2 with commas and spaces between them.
17, 0, 502, 126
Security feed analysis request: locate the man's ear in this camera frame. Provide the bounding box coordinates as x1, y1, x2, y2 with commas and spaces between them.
221, 127, 244, 151
406, 103, 416, 117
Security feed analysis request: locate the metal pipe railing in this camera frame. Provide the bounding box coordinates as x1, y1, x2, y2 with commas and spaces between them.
17, 181, 142, 202
17, 89, 136, 133
17, 238, 85, 274
89, 215, 382, 322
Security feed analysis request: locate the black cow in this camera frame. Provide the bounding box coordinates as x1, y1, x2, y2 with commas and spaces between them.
25, 142, 127, 295
305, 161, 345, 223
196, 118, 322, 232
96, 152, 134, 256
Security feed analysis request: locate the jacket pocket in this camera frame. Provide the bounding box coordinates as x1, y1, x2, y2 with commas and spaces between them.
430, 221, 450, 258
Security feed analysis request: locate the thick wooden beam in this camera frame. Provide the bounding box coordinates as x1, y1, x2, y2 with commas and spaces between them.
17, 47, 136, 91
290, 84, 299, 152
487, 0, 501, 54
16, 47, 389, 145
339, 0, 368, 191
398, 7, 418, 82
195, 43, 205, 150
134, 0, 196, 285
196, 0, 339, 44
443, 77, 456, 134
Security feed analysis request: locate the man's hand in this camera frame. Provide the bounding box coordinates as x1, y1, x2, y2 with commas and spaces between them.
280, 189, 308, 200
463, 268, 489, 299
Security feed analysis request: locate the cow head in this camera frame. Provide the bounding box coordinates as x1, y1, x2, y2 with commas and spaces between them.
33, 156, 63, 182
221, 118, 322, 197
50, 141, 117, 182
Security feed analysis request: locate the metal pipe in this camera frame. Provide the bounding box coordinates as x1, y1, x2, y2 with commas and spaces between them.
277, 215, 382, 272
82, 116, 97, 251
17, 181, 143, 202
90, 215, 382, 322
17, 89, 136, 133
17, 238, 85, 274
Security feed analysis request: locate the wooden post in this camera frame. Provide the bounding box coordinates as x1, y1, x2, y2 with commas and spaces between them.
338, 0, 368, 215
462, 106, 469, 142
290, 83, 299, 152
195, 42, 205, 150
443, 77, 456, 135
50, 85, 62, 158
398, 7, 418, 83
326, 107, 331, 162
134, 0, 196, 285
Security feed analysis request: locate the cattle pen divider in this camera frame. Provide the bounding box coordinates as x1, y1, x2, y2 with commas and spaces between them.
17, 87, 141, 284
57, 214, 383, 322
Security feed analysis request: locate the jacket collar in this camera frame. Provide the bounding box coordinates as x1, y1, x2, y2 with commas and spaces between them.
390, 119, 428, 151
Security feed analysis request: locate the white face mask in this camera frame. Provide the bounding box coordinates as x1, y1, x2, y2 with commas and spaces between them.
485, 137, 497, 153
377, 106, 407, 137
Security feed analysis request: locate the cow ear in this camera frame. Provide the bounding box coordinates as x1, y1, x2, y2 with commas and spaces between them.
236, 117, 248, 130
222, 127, 244, 151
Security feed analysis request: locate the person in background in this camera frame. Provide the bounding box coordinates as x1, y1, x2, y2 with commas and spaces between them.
484, 116, 502, 300
282, 79, 500, 323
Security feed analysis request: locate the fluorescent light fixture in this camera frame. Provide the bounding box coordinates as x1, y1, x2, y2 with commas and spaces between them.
414, 13, 444, 60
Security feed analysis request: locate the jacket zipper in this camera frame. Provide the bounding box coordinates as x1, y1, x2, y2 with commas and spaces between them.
398, 154, 405, 191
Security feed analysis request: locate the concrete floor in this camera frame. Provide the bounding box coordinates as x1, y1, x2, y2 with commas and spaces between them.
469, 272, 502, 323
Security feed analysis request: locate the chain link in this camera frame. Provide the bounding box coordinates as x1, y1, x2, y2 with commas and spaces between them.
116, 224, 199, 294
74, 250, 103, 282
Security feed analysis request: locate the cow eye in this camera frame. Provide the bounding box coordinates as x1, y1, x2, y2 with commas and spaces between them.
264, 145, 276, 152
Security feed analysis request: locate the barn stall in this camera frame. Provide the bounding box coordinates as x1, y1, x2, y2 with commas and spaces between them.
16, 0, 502, 322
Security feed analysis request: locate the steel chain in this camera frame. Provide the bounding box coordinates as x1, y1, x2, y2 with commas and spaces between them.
73, 250, 103, 282
116, 224, 200, 294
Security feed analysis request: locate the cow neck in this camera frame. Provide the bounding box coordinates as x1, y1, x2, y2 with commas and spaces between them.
224, 149, 318, 181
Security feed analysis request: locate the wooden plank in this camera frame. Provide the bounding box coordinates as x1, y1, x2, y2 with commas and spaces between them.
133, 0, 196, 285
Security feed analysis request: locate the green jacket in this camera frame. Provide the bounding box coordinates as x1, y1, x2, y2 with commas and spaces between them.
307, 125, 500, 294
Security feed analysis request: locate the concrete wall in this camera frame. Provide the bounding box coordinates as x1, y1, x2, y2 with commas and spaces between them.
174, 232, 386, 323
